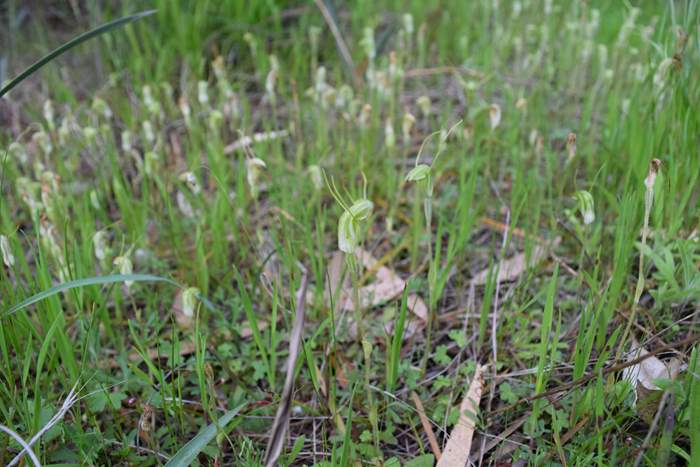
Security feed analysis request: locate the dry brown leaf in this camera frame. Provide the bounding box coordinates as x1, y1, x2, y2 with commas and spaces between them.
470, 239, 560, 286
325, 248, 428, 339
622, 339, 683, 423
437, 364, 484, 467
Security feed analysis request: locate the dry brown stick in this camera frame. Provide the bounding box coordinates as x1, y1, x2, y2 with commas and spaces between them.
312, 0, 359, 86
470, 412, 529, 462
489, 333, 700, 416
411, 391, 442, 460
263, 269, 309, 467
633, 391, 673, 467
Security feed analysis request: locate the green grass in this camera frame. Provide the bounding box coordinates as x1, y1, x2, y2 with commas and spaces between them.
1, 0, 700, 465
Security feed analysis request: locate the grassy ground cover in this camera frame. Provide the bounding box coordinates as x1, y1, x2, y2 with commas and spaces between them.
1, 0, 699, 465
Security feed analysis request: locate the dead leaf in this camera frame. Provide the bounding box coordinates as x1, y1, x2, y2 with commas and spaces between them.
326, 248, 428, 339
470, 239, 560, 286
622, 339, 683, 423
437, 364, 484, 467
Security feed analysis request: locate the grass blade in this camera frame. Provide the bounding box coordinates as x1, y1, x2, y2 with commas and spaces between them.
3, 273, 177, 318
690, 348, 700, 465
0, 10, 156, 98
164, 404, 245, 467
387, 286, 409, 393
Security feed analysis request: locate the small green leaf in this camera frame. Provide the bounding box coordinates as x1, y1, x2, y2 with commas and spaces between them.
165, 404, 245, 467
404, 453, 435, 467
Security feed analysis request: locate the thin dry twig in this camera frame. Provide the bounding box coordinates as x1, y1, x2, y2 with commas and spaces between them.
410, 391, 442, 460
8, 382, 81, 467
312, 0, 359, 85
263, 268, 309, 467
490, 333, 700, 416
0, 425, 41, 467
633, 391, 673, 467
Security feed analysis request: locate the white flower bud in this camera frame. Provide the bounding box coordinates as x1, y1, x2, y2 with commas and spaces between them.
489, 103, 501, 130
361, 27, 376, 62
113, 255, 134, 288
573, 190, 595, 225
417, 95, 431, 117
384, 118, 396, 149
246, 158, 267, 198
179, 171, 201, 195
142, 121, 155, 144
182, 287, 200, 317
0, 235, 15, 267
403, 14, 414, 35
198, 81, 209, 106
121, 131, 132, 152
338, 198, 374, 254
90, 190, 101, 210
308, 165, 324, 190
179, 96, 191, 124
402, 112, 416, 145
43, 100, 55, 130
92, 230, 109, 262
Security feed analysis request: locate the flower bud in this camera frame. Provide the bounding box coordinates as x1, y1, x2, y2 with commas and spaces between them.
0, 235, 14, 268
113, 255, 134, 288
182, 287, 201, 317
93, 230, 110, 262
489, 104, 501, 130
573, 190, 595, 225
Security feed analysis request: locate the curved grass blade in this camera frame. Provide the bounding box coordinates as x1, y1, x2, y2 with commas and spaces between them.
165, 404, 245, 467
0, 10, 156, 99
3, 273, 177, 318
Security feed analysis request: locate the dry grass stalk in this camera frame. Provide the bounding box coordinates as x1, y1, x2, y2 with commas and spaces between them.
410, 391, 442, 460
263, 269, 309, 466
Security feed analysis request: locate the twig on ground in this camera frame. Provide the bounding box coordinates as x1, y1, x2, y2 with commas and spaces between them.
632, 391, 672, 467
0, 425, 41, 467
410, 391, 442, 460
9, 382, 81, 467
490, 333, 700, 416
312, 0, 359, 86
263, 268, 309, 466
